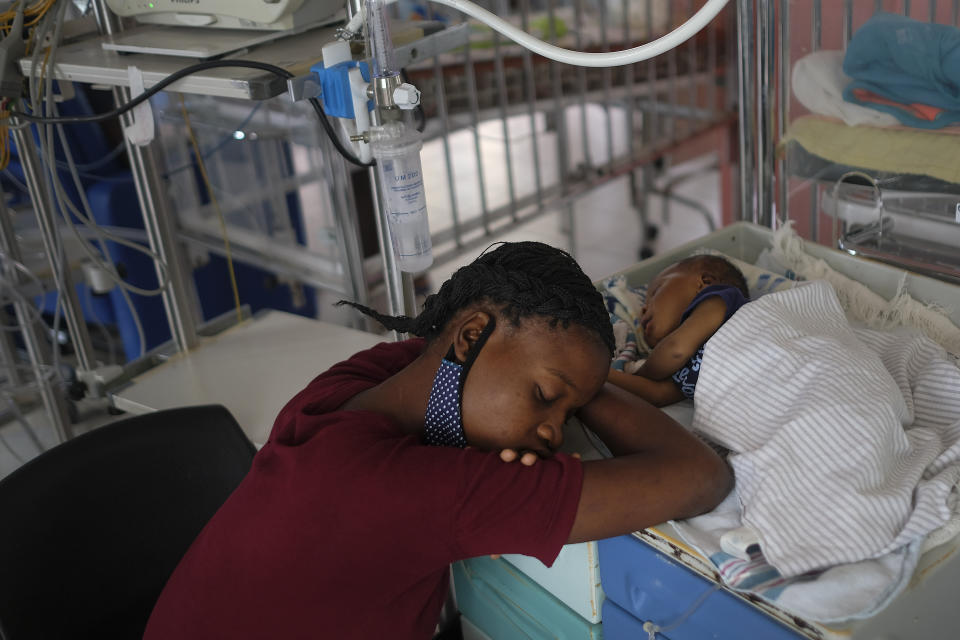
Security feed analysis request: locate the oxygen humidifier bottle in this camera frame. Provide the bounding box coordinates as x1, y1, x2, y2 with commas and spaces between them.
371, 125, 434, 273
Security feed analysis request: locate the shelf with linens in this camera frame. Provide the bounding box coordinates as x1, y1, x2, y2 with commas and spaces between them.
777, 6, 960, 284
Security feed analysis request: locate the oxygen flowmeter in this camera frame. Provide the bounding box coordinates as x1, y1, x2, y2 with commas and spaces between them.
288, 0, 432, 274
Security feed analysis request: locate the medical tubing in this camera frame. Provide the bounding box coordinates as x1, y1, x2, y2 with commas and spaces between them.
163, 101, 265, 177
427, 0, 729, 67
33, 0, 68, 381
49, 119, 152, 356
5, 0, 730, 120
642, 582, 724, 639
178, 93, 244, 325
51, 118, 174, 297
7, 60, 372, 167
0, 268, 50, 332
84, 285, 118, 365
55, 140, 127, 173
3, 391, 45, 454
37, 5, 149, 362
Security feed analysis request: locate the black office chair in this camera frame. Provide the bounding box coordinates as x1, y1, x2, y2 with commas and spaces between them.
0, 404, 256, 640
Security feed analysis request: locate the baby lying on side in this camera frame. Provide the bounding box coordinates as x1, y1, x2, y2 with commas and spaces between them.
608, 255, 749, 406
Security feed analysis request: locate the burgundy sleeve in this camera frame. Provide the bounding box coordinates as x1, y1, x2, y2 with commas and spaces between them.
450, 449, 584, 566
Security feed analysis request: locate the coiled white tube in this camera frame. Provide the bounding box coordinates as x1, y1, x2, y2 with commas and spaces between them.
426, 0, 730, 67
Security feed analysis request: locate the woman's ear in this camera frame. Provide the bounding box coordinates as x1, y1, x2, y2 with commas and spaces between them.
452, 311, 493, 362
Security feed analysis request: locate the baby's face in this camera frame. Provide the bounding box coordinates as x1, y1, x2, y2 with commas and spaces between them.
640, 265, 704, 347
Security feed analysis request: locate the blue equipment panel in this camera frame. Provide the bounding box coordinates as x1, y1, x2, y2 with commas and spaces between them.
453, 556, 604, 639
602, 600, 662, 639
598, 534, 803, 640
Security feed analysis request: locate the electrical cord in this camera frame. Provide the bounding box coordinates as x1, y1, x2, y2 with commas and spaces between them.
0, 0, 57, 33
178, 93, 244, 324
55, 140, 127, 173
32, 2, 150, 363
8, 59, 374, 167
2, 0, 729, 156
30, 0, 68, 379
163, 101, 264, 177
48, 116, 152, 358
50, 118, 173, 297
0, 257, 52, 332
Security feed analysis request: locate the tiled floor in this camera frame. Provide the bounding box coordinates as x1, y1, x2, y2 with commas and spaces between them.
0, 126, 722, 480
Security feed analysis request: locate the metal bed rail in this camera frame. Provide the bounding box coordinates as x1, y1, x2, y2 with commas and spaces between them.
398, 0, 737, 269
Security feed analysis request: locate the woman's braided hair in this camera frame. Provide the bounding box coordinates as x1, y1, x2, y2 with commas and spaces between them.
338, 241, 615, 356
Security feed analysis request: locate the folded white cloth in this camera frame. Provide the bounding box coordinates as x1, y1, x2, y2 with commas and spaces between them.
792, 50, 900, 127
674, 280, 960, 621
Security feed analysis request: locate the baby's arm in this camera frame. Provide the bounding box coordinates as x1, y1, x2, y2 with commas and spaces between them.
607, 369, 686, 406
638, 296, 728, 380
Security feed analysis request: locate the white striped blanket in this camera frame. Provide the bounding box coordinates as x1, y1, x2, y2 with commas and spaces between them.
677, 280, 960, 621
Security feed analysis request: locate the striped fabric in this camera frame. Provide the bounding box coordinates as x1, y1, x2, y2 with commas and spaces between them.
693, 281, 960, 578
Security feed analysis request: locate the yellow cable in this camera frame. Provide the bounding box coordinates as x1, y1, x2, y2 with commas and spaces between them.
0, 0, 55, 32
178, 94, 244, 324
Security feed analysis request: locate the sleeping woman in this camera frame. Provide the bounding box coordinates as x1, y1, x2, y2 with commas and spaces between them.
144, 241, 732, 640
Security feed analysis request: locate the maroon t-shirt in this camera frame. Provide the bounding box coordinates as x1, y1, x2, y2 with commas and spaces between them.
144, 339, 584, 640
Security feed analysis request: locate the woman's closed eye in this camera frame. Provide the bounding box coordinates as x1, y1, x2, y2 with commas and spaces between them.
536, 385, 557, 405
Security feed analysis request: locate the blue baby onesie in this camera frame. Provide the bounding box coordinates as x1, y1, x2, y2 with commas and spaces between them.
671, 285, 748, 399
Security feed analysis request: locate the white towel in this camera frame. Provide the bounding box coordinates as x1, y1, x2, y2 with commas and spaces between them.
791, 50, 900, 127
693, 281, 960, 577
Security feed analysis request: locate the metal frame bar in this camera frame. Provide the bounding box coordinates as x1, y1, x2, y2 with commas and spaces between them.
0, 193, 72, 442
756, 0, 775, 228
8, 123, 95, 371
737, 0, 757, 223
91, 0, 201, 353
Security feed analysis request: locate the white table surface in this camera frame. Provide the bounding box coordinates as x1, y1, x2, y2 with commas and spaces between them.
111, 310, 382, 447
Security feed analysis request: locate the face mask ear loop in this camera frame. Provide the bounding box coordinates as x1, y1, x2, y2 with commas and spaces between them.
424, 317, 496, 449
456, 317, 496, 396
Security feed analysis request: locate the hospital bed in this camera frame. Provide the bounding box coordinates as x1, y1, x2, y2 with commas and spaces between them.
453, 221, 960, 639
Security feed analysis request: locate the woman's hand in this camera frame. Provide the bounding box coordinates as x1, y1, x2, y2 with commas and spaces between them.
499, 449, 581, 465
499, 449, 539, 466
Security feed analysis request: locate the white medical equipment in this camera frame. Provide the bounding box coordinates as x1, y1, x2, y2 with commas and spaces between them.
104, 0, 343, 30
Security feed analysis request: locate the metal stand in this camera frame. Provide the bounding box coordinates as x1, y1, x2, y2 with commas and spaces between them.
91, 0, 201, 353
0, 192, 72, 442
737, 0, 757, 224
9, 123, 95, 373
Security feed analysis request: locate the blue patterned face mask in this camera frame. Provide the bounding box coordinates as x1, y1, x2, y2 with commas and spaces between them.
423, 319, 496, 448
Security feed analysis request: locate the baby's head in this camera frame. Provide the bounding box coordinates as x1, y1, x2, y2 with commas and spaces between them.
640, 255, 748, 347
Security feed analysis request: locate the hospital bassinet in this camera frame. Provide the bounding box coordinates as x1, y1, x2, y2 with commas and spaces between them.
454, 221, 960, 640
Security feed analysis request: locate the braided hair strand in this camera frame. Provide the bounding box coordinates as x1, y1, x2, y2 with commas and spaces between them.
337, 242, 615, 356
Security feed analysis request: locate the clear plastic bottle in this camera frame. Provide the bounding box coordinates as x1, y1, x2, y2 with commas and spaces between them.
371, 123, 433, 273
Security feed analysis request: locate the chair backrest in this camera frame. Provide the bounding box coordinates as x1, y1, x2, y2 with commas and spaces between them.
0, 405, 256, 640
